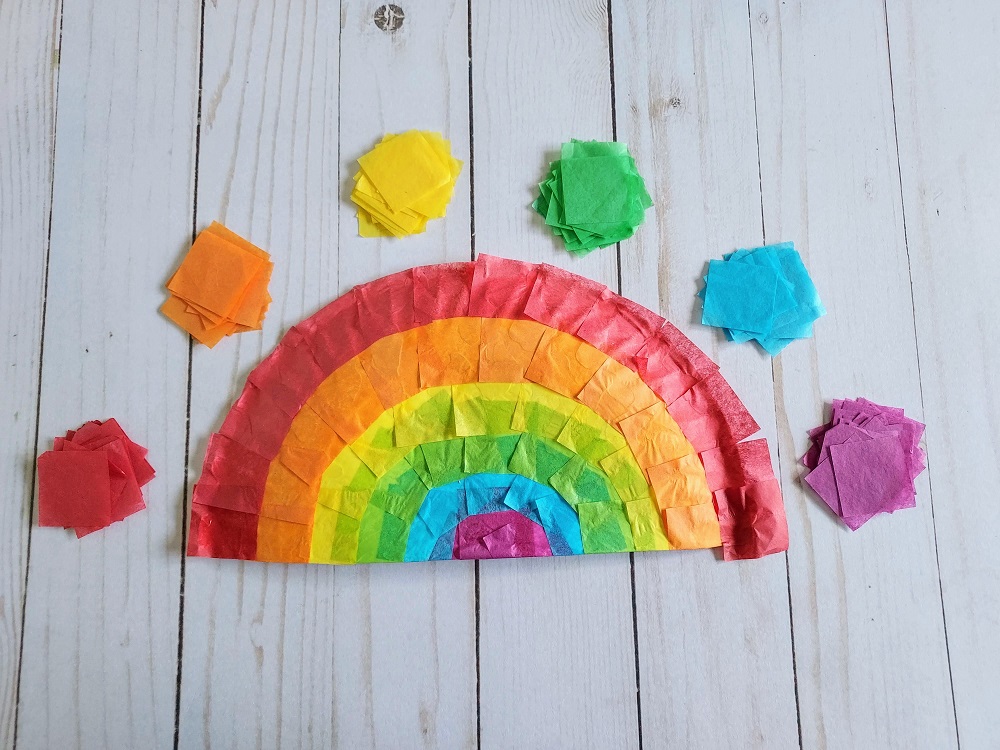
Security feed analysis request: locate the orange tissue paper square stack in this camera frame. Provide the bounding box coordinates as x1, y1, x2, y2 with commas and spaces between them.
161, 222, 273, 347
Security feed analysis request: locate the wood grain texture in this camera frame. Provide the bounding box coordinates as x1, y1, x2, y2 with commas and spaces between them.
612, 2, 799, 746
178, 1, 476, 748
5, 0, 995, 747
750, 1, 957, 746
0, 0, 60, 746
886, 1, 1000, 745
472, 1, 639, 747
14, 0, 199, 747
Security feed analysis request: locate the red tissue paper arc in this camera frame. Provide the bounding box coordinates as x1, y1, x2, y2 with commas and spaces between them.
189, 254, 789, 563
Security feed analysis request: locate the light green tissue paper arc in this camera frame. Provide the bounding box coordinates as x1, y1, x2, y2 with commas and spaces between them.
310, 383, 668, 563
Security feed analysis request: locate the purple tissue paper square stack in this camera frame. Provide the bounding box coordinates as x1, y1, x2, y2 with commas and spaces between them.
801, 398, 926, 530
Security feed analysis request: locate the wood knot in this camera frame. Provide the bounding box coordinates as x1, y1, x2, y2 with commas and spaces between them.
374, 4, 405, 32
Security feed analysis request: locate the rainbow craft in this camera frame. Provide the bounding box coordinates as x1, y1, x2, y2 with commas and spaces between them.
188, 255, 788, 564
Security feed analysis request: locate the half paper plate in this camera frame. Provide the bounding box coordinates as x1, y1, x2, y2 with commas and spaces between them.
188, 255, 788, 564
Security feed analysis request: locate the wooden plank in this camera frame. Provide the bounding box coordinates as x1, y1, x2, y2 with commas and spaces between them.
611, 2, 799, 746
178, 0, 477, 747
15, 0, 199, 746
471, 1, 640, 746
886, 0, 1000, 744
749, 1, 957, 746
333, 0, 476, 746
0, 0, 60, 745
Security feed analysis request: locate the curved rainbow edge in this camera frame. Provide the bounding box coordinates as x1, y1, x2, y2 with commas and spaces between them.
188, 254, 788, 564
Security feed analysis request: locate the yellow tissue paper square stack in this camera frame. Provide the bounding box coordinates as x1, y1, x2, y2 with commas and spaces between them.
351, 130, 463, 238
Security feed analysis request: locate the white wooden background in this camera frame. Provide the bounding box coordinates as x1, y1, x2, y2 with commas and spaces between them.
1, 0, 997, 747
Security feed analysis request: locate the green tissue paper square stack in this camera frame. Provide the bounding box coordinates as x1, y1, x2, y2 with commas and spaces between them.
532, 140, 653, 256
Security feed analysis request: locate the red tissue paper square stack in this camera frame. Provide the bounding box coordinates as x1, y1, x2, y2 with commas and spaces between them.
36, 419, 155, 537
